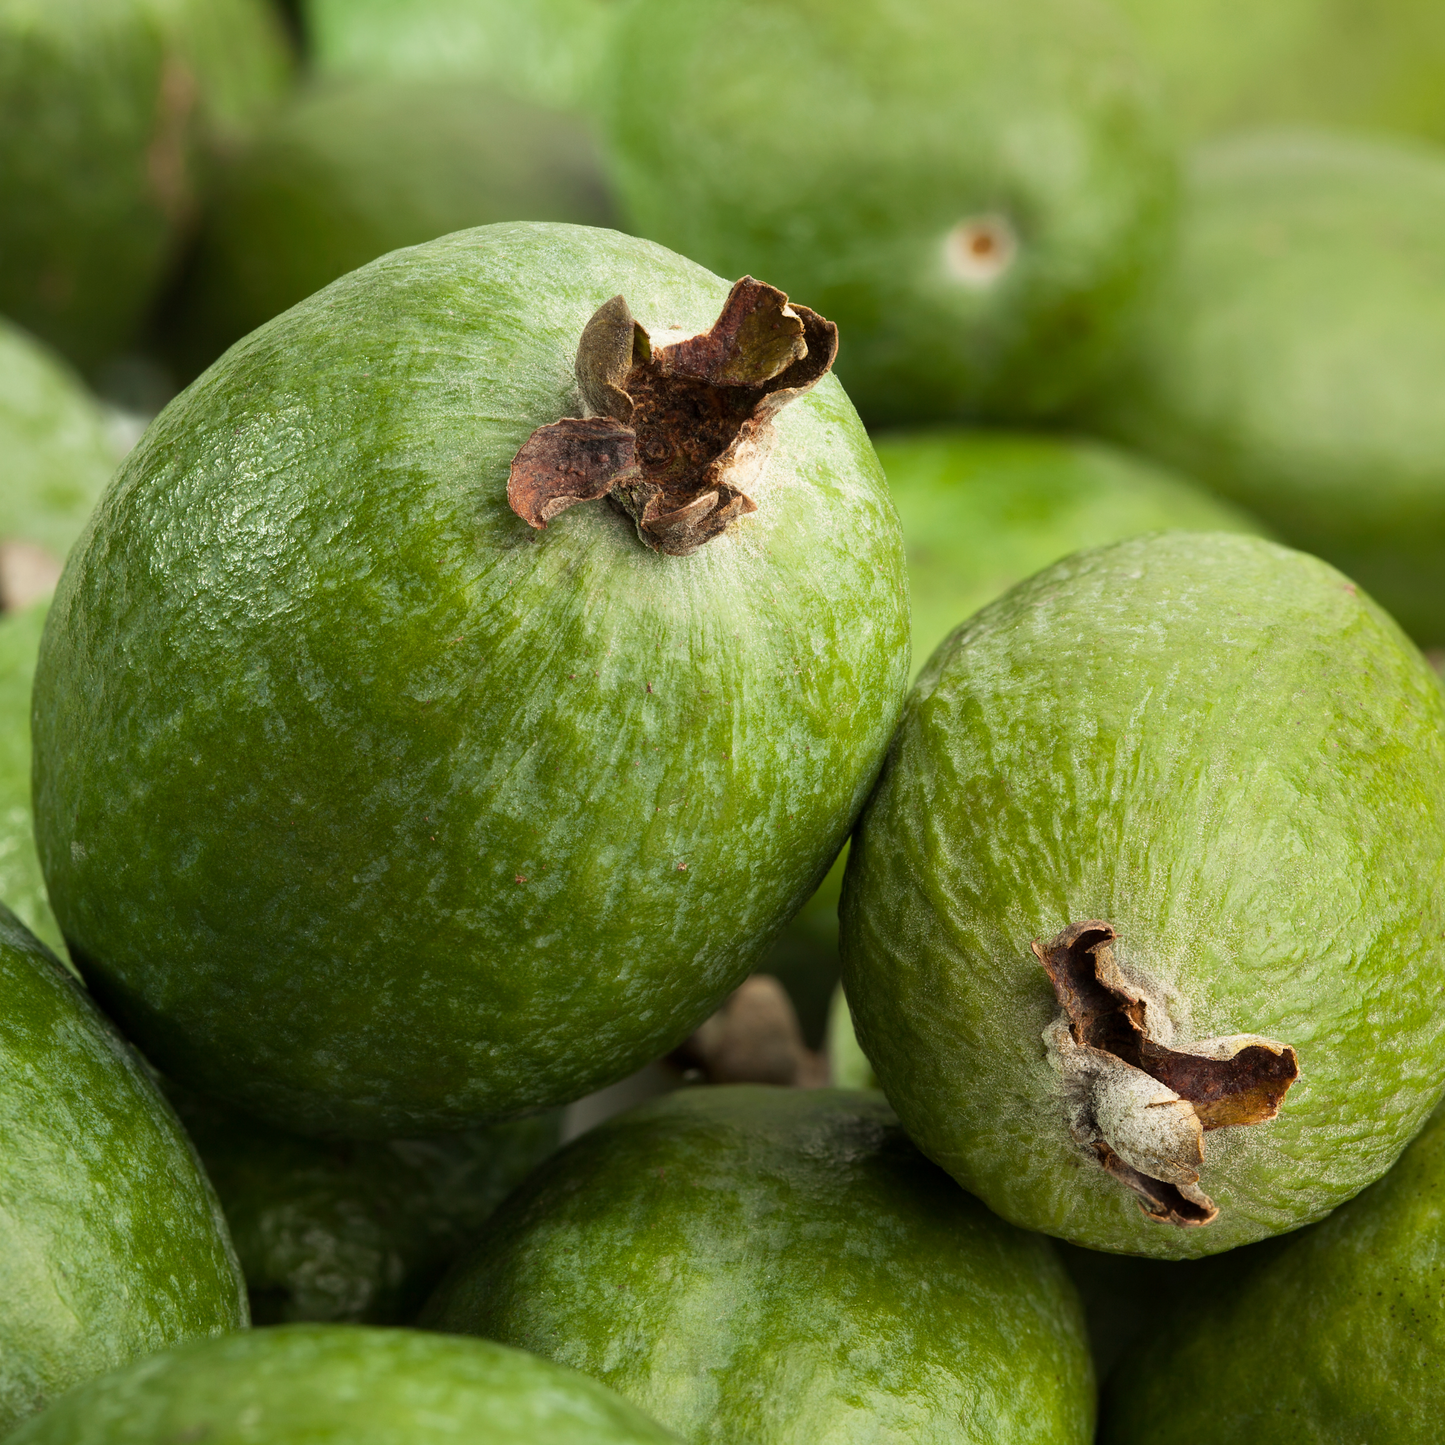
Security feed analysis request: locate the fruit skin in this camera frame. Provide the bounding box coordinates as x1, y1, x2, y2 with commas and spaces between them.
424, 1085, 1095, 1445
3, 1324, 681, 1444
0, 0, 292, 370
598, 0, 1177, 427
842, 532, 1445, 1258
168, 1084, 561, 1325
33, 221, 909, 1139
163, 77, 616, 377
1081, 130, 1445, 646
1102, 1098, 1445, 1442
0, 903, 246, 1437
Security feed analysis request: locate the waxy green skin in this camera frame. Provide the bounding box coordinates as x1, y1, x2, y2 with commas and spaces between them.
1103, 1100, 1445, 1442
170, 1085, 560, 1325
843, 532, 1445, 1258
0, 905, 246, 1438
600, 0, 1176, 426
0, 0, 291, 370
5, 1325, 681, 1444
1083, 130, 1445, 645
34, 222, 909, 1138
425, 1086, 1094, 1445
165, 77, 614, 378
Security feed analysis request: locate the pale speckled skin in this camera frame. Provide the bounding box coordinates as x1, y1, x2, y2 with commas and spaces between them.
425, 1085, 1095, 1445
5, 1325, 682, 1444
1103, 1099, 1445, 1443
33, 222, 909, 1138
842, 532, 1445, 1258
0, 904, 246, 1438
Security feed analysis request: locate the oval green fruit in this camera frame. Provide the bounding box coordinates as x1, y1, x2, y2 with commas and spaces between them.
163, 77, 615, 377
843, 531, 1445, 1257
34, 221, 909, 1138
1102, 1098, 1445, 1441
1081, 130, 1445, 645
598, 0, 1176, 426
169, 1084, 560, 1325
5, 1324, 680, 1444
0, 904, 246, 1437
425, 1085, 1095, 1444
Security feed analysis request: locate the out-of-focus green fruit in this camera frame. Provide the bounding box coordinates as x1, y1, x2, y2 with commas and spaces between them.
169, 1085, 560, 1325
425, 1086, 1095, 1444
1103, 1098, 1445, 1441
34, 222, 908, 1139
4, 1325, 681, 1444
164, 78, 615, 376
825, 982, 877, 1091
0, 905, 246, 1437
844, 532, 1445, 1258
599, 0, 1177, 426
0, 0, 293, 370
305, 0, 617, 114
1082, 130, 1445, 645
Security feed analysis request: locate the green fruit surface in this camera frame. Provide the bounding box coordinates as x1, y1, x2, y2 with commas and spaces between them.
0, 904, 246, 1437
164, 78, 614, 377
5, 1324, 681, 1444
0, 603, 63, 956
170, 1084, 561, 1324
877, 428, 1268, 678
33, 221, 909, 1138
600, 0, 1176, 426
1082, 130, 1445, 645
1103, 1098, 1445, 1441
425, 1085, 1094, 1444
0, 319, 125, 560
0, 0, 292, 370
842, 532, 1445, 1257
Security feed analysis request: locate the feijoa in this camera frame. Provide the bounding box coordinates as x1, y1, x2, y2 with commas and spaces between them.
843, 531, 1445, 1257
0, 905, 246, 1436
425, 1085, 1095, 1444
33, 222, 909, 1138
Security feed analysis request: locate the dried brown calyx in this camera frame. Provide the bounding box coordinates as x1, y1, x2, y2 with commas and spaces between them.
1036, 922, 1299, 1228
670, 974, 829, 1089
507, 278, 838, 556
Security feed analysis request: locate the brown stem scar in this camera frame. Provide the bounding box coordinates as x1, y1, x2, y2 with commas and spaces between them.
506, 278, 838, 556
1034, 921, 1299, 1228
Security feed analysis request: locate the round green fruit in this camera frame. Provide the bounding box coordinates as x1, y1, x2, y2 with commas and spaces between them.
34, 221, 909, 1138
0, 904, 246, 1437
1082, 129, 1445, 645
1102, 1097, 1445, 1441
0, 0, 292, 370
169, 1084, 561, 1325
598, 0, 1177, 426
5, 1324, 680, 1444
843, 531, 1445, 1257
425, 1085, 1095, 1444
163, 77, 615, 377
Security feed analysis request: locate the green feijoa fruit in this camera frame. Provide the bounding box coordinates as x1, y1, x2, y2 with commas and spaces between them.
305, 0, 619, 115
1081, 130, 1445, 646
0, 0, 292, 371
424, 1085, 1094, 1444
843, 531, 1445, 1259
34, 222, 909, 1139
4, 1324, 681, 1444
168, 1084, 561, 1324
0, 904, 246, 1437
877, 428, 1269, 679
163, 77, 615, 377
598, 0, 1176, 427
0, 602, 63, 956
1102, 1097, 1445, 1441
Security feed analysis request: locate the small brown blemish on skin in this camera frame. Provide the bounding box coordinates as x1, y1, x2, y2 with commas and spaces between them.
507, 278, 838, 556
1035, 921, 1299, 1228
515, 875, 527, 885
943, 214, 1018, 287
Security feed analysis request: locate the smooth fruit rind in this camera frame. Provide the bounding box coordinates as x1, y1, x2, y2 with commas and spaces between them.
843, 531, 1445, 1257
